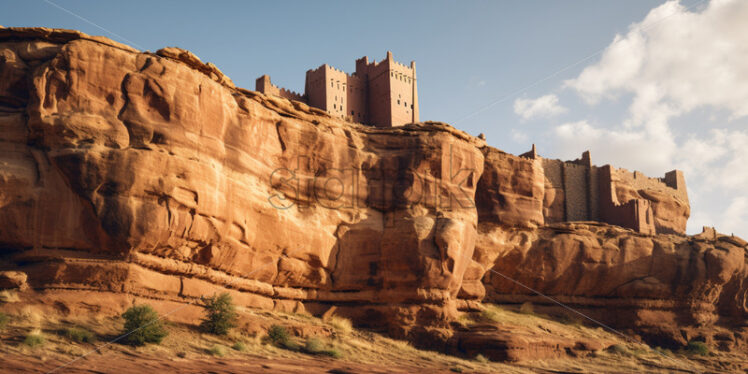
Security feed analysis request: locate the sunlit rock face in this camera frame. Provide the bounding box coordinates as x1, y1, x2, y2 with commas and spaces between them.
0, 27, 745, 351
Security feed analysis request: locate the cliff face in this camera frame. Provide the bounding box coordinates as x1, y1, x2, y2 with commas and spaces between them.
0, 28, 746, 351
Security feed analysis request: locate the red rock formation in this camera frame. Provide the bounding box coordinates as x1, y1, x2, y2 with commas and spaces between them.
0, 27, 746, 357
0, 28, 482, 342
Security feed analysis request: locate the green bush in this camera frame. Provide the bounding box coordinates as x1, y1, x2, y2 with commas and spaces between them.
267, 324, 299, 351
208, 345, 226, 357
24, 332, 45, 347
304, 337, 325, 353
685, 341, 709, 356
0, 312, 9, 331
267, 324, 290, 345
120, 305, 168, 346
64, 327, 96, 343
304, 338, 341, 358
232, 341, 247, 352
199, 292, 238, 335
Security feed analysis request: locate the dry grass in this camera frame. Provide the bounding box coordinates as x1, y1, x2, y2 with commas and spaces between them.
328, 315, 353, 334
0, 290, 20, 303
0, 302, 740, 374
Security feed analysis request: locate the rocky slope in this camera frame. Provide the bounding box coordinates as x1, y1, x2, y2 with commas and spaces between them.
0, 27, 746, 359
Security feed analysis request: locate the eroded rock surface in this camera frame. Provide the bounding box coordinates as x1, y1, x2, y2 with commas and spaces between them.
0, 27, 746, 358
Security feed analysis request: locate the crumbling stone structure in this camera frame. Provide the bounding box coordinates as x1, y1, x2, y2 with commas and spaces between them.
257, 51, 418, 128
524, 146, 689, 235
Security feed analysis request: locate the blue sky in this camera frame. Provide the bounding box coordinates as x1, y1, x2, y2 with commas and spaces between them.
3, 0, 746, 238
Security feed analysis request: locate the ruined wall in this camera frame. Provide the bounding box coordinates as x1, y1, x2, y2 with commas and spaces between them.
540, 159, 565, 223
255, 75, 304, 102
538, 153, 687, 235
607, 167, 689, 235
562, 163, 589, 222
588, 167, 600, 223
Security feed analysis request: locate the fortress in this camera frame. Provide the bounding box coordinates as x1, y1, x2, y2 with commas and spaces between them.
255, 51, 689, 236
519, 146, 689, 235
257, 51, 418, 127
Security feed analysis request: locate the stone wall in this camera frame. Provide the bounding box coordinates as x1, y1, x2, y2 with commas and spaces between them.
537, 152, 688, 235
260, 52, 418, 128
562, 163, 589, 222
255, 75, 304, 102
540, 158, 564, 223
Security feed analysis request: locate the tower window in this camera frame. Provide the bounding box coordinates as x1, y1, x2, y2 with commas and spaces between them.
334, 104, 336, 109
397, 99, 400, 104
404, 102, 407, 107
331, 81, 334, 87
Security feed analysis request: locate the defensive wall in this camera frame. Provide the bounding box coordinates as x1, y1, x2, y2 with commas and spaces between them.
520, 147, 688, 235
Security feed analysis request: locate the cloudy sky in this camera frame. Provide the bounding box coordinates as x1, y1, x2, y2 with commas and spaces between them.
3, 0, 745, 237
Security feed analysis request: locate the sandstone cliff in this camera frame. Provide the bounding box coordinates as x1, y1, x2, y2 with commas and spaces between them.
0, 27, 746, 355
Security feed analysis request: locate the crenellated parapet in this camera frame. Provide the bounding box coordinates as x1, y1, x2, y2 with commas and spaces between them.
257, 51, 418, 127
523, 146, 690, 235
255, 75, 305, 102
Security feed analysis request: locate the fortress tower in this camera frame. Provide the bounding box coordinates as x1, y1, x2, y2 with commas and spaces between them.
257, 51, 418, 128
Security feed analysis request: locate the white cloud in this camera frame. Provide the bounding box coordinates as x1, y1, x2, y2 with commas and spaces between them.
566, 0, 748, 123
511, 129, 529, 143
513, 94, 567, 120
550, 0, 748, 238
552, 120, 676, 176
718, 197, 748, 236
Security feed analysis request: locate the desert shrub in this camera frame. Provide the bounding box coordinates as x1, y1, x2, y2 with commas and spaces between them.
232, 341, 247, 352
24, 331, 45, 347
304, 337, 325, 353
474, 354, 489, 363
199, 292, 238, 335
64, 327, 96, 343
267, 324, 290, 345
304, 337, 342, 358
480, 308, 500, 323
328, 315, 353, 334
519, 302, 534, 315
208, 345, 226, 357
120, 305, 168, 346
556, 312, 583, 326
606, 344, 631, 356
0, 312, 9, 331
266, 324, 299, 351
685, 341, 709, 356
323, 347, 342, 358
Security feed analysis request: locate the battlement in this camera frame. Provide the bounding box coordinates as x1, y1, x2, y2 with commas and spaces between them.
258, 51, 418, 127
255, 75, 305, 102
